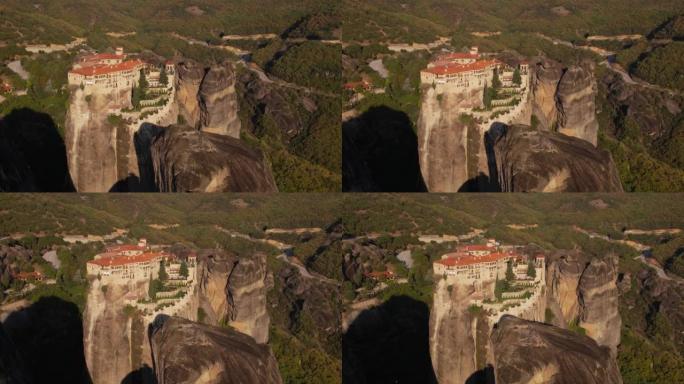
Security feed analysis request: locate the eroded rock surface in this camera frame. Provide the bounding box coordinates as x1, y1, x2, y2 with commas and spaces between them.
488, 125, 623, 192
491, 316, 623, 384
531, 59, 599, 145
196, 251, 271, 344
176, 61, 241, 138
150, 125, 277, 192
151, 316, 282, 384
556, 63, 599, 146
417, 86, 484, 192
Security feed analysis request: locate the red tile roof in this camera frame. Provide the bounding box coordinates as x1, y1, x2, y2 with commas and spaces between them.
14, 271, 43, 280
423, 60, 500, 76
69, 59, 144, 77
88, 252, 169, 267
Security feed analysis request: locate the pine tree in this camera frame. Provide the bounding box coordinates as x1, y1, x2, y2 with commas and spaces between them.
159, 260, 168, 281
159, 67, 168, 86
148, 275, 157, 299
513, 68, 522, 86
492, 68, 502, 89
506, 260, 515, 281
179, 261, 188, 278
527, 259, 537, 278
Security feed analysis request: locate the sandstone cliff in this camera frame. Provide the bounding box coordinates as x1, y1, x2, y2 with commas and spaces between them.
417, 85, 485, 192
195, 251, 271, 344
176, 61, 241, 138
83, 278, 151, 384
150, 125, 277, 192
429, 279, 490, 384
531, 59, 599, 145
491, 316, 623, 384
488, 125, 623, 192
150, 316, 282, 384
546, 251, 621, 355
65, 86, 131, 192
578, 255, 621, 357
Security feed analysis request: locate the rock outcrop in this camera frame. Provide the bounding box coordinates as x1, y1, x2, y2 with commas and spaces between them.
531, 59, 599, 146
150, 316, 282, 384
196, 251, 271, 344
83, 278, 151, 384
417, 85, 485, 192
65, 85, 132, 192
555, 63, 599, 146
488, 125, 623, 192
546, 251, 621, 354
491, 316, 623, 384
150, 125, 277, 192
578, 255, 621, 357
176, 61, 241, 138
429, 278, 489, 384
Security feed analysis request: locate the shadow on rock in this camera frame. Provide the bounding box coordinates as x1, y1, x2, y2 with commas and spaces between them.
0, 108, 75, 191
343, 295, 436, 384
343, 106, 427, 192
3, 296, 92, 383
120, 365, 156, 384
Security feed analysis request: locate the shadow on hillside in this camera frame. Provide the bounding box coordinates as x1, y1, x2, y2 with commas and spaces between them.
342, 295, 437, 384
3, 296, 92, 383
0, 108, 75, 191
342, 106, 427, 192
109, 122, 164, 192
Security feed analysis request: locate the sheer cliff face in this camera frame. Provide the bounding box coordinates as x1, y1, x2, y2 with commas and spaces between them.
578, 255, 621, 357
429, 279, 487, 384
532, 60, 599, 146
176, 61, 241, 138
489, 125, 623, 192
491, 316, 623, 384
84, 278, 150, 384
150, 125, 277, 192
546, 252, 621, 355
417, 85, 484, 192
65, 86, 131, 192
196, 251, 271, 344
151, 317, 282, 384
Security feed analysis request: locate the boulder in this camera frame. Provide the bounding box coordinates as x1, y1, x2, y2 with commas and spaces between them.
487, 125, 623, 192
150, 125, 277, 192
491, 316, 623, 384
151, 317, 282, 384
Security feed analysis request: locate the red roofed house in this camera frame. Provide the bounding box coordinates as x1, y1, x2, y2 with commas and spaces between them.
68, 48, 145, 89
87, 251, 173, 281
420, 59, 502, 88
343, 80, 371, 91
14, 271, 44, 282
434, 251, 514, 281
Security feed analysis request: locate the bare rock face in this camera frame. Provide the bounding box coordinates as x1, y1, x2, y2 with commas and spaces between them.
196, 251, 271, 344
546, 251, 621, 355
491, 316, 623, 384
556, 63, 599, 146
83, 278, 151, 384
578, 254, 621, 357
417, 85, 485, 192
175, 61, 205, 128
150, 317, 282, 384
488, 125, 623, 192
65, 86, 132, 192
531, 59, 599, 146
198, 64, 241, 138
175, 61, 241, 138
150, 125, 277, 192
429, 279, 486, 384
531, 60, 564, 130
